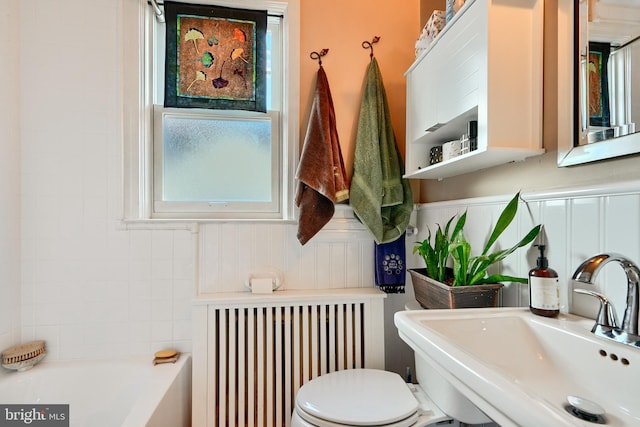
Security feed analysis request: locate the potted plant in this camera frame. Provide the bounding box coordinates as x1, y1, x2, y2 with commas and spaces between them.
410, 192, 541, 309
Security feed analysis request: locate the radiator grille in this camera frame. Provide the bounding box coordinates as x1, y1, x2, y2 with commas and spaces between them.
211, 302, 368, 427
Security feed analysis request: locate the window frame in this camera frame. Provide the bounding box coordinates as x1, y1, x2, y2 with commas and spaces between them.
152, 106, 282, 219
121, 0, 299, 223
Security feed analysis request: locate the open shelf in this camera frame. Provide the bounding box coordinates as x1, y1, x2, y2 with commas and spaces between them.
404, 0, 545, 180
404, 147, 545, 180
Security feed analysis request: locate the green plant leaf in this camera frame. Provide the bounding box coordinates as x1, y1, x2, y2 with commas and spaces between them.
451, 210, 466, 240
414, 216, 462, 283
466, 224, 541, 285
413, 228, 439, 280
434, 226, 448, 281
475, 274, 529, 285
413, 193, 541, 288
486, 224, 542, 265
482, 192, 520, 255
467, 255, 491, 285
449, 233, 471, 286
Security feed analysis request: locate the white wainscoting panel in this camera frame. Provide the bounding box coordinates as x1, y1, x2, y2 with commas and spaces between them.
198, 206, 376, 293
415, 182, 640, 322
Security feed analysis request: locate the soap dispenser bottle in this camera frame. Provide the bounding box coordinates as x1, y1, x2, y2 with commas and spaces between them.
529, 244, 559, 317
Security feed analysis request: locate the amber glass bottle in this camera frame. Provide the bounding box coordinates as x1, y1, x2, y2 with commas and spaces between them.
529, 244, 560, 317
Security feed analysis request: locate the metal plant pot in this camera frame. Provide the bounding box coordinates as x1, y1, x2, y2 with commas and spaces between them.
408, 268, 503, 309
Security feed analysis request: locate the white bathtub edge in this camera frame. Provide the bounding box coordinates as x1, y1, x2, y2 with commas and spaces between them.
121, 353, 192, 427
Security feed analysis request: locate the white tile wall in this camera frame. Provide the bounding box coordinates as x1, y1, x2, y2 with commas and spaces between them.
15, 0, 197, 360
0, 0, 21, 359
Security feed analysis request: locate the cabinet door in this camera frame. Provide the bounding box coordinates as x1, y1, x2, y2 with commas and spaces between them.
436, 1, 483, 126
407, 47, 441, 141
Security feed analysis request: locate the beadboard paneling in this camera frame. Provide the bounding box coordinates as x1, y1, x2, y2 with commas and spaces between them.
198, 216, 375, 293
415, 182, 640, 322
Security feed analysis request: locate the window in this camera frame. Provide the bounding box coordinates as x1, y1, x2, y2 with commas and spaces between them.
122, 0, 299, 221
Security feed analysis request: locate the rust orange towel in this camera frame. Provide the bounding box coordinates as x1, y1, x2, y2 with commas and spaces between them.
295, 66, 349, 245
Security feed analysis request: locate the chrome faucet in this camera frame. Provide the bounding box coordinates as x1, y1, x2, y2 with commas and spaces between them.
573, 253, 640, 347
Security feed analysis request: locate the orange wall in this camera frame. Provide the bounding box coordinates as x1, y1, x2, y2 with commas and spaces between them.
299, 1, 420, 179
420, 0, 446, 27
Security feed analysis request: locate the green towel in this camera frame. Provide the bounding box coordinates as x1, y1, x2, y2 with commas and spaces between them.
350, 58, 413, 244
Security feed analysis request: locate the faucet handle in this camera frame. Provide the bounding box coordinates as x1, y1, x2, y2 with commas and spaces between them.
574, 289, 619, 329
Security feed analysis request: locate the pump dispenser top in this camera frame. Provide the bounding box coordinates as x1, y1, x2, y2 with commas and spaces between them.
536, 244, 549, 269
529, 244, 559, 317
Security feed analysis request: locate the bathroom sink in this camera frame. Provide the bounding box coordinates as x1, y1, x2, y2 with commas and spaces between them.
394, 307, 640, 427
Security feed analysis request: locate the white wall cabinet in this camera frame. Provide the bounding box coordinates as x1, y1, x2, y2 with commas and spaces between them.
405, 0, 545, 180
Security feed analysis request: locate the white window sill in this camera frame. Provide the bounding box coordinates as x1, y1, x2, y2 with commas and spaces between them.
117, 204, 365, 231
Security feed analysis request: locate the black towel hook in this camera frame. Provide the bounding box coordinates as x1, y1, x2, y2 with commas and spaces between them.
310, 48, 329, 66
362, 36, 380, 60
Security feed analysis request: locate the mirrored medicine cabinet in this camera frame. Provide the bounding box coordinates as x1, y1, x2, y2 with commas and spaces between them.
558, 0, 640, 167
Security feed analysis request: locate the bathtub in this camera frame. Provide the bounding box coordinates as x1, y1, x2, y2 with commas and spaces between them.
0, 353, 191, 427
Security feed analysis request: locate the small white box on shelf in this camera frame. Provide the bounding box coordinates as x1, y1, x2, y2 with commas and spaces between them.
442, 140, 461, 161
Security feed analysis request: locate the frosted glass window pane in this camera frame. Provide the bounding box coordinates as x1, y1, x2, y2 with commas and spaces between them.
162, 116, 272, 202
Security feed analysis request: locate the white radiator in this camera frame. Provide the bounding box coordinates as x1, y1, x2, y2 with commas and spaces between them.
192, 289, 386, 427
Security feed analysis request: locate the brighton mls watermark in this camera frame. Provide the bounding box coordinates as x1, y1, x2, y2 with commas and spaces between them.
0, 405, 68, 427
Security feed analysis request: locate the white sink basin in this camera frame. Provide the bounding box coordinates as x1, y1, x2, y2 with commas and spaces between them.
394, 307, 640, 427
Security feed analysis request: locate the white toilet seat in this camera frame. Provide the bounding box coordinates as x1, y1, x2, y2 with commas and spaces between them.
293, 369, 421, 427
294, 407, 419, 427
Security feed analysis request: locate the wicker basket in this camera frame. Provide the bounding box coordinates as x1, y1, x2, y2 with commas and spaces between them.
408, 268, 503, 309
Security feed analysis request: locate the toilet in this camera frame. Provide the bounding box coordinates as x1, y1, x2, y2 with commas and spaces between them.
291, 368, 450, 427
